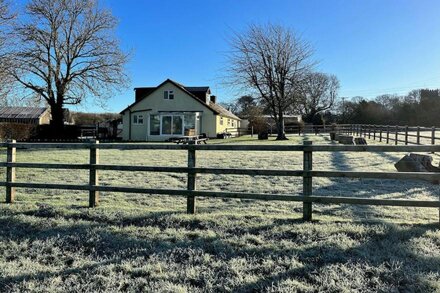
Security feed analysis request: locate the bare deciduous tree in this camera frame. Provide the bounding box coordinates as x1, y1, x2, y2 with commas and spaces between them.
0, 0, 15, 102
228, 24, 314, 140
10, 0, 129, 134
299, 72, 339, 123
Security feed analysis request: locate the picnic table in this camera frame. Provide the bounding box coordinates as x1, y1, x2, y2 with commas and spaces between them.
169, 136, 209, 145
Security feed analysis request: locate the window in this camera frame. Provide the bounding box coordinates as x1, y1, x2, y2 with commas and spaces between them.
184, 113, 196, 134
220, 116, 223, 125
164, 90, 174, 100
150, 115, 160, 135
231, 120, 235, 127
162, 116, 172, 134
133, 115, 143, 124
173, 116, 183, 134
161, 115, 183, 135
227, 118, 231, 126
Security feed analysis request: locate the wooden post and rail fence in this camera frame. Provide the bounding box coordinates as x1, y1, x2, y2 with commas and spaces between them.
1, 140, 440, 222
340, 124, 438, 146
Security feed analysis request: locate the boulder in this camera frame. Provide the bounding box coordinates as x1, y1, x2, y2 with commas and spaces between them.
395, 153, 440, 184
354, 137, 367, 145
337, 135, 354, 145
258, 132, 268, 140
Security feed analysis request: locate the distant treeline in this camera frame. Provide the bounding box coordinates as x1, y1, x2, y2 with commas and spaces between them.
71, 112, 121, 125
339, 89, 440, 126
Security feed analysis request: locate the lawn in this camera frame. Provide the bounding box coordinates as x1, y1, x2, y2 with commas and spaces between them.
0, 134, 439, 292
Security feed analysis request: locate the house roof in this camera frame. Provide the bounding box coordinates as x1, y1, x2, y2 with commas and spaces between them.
121, 79, 240, 120
0, 107, 49, 120
184, 86, 211, 102
133, 87, 156, 102
184, 86, 210, 92
209, 102, 240, 120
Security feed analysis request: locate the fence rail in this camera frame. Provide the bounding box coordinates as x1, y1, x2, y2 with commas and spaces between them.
343, 124, 439, 145
1, 140, 440, 222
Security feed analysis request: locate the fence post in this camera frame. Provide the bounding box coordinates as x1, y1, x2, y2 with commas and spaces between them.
368, 125, 371, 139
251, 126, 254, 138
187, 141, 197, 214
89, 140, 99, 207
405, 126, 409, 145
303, 141, 313, 221
395, 125, 398, 145
416, 126, 420, 145
432, 126, 435, 145
379, 126, 382, 142
373, 125, 376, 140
6, 139, 16, 203
386, 125, 390, 144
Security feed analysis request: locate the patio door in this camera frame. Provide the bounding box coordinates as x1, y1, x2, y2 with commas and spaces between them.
161, 115, 183, 135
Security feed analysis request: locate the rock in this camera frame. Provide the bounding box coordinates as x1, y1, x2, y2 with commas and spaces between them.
258, 132, 268, 140
354, 137, 367, 145
337, 135, 354, 145
395, 153, 440, 184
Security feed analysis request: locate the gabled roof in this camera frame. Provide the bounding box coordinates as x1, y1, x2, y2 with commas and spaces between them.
0, 107, 49, 119
121, 79, 240, 120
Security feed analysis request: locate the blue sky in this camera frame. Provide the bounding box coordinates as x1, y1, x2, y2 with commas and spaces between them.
18, 0, 440, 112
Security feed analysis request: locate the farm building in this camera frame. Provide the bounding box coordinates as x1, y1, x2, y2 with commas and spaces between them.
120, 79, 241, 141
0, 107, 51, 125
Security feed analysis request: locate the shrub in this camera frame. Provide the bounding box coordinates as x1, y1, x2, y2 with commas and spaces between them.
0, 123, 37, 141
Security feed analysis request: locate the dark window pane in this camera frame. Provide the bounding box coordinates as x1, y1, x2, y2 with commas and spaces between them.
173, 116, 183, 135
162, 116, 172, 135
184, 114, 195, 130
150, 115, 160, 135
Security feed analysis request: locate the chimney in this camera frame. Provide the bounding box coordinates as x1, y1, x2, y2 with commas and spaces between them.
135, 89, 141, 102
210, 95, 217, 104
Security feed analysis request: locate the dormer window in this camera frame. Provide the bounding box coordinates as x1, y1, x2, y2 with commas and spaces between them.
164, 90, 174, 100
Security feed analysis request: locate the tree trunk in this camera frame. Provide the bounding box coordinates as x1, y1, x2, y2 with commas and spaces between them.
304, 110, 316, 123
275, 116, 288, 140
50, 103, 64, 138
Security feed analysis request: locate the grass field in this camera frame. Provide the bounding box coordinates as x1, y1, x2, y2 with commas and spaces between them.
0, 134, 439, 292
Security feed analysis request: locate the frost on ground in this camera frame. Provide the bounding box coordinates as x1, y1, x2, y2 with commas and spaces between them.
0, 134, 439, 292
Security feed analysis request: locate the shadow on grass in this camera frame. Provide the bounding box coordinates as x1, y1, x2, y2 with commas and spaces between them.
311, 149, 439, 221
0, 209, 439, 292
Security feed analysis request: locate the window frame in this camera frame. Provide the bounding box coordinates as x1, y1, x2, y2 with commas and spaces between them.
133, 114, 144, 125
159, 114, 184, 136
164, 90, 174, 100
149, 114, 160, 135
